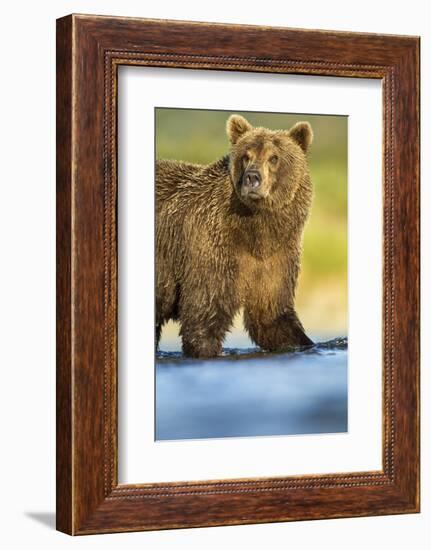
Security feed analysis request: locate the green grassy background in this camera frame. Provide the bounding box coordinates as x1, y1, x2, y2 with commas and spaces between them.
156, 108, 347, 339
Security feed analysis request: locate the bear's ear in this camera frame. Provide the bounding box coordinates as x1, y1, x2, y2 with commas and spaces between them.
288, 121, 313, 152
226, 115, 252, 145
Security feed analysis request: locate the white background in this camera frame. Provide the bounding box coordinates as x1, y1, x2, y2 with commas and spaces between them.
0, 1, 428, 548
118, 68, 382, 483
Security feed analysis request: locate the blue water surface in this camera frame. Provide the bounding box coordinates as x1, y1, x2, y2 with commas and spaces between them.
156, 338, 348, 440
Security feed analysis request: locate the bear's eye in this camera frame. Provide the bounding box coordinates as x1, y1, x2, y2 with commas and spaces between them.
269, 155, 278, 164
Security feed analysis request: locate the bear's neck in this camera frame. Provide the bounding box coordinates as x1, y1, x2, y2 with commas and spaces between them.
228, 196, 297, 258
226, 187, 304, 259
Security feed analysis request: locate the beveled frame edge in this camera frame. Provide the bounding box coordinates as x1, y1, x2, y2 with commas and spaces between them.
56, 14, 420, 535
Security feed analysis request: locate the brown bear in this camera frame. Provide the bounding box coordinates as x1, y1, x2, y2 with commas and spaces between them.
155, 114, 314, 358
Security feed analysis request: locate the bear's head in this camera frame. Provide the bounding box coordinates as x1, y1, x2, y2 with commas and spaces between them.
226, 114, 313, 210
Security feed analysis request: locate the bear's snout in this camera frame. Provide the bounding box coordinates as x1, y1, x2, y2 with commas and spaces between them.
242, 169, 263, 199
243, 169, 261, 188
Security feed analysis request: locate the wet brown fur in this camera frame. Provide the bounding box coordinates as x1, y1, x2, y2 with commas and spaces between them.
156, 115, 314, 358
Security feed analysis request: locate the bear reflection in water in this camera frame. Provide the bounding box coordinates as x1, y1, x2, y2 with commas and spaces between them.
156, 338, 348, 441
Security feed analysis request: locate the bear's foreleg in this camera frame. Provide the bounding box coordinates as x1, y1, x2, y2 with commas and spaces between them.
179, 297, 235, 359
244, 307, 313, 352
180, 314, 233, 359
181, 329, 224, 359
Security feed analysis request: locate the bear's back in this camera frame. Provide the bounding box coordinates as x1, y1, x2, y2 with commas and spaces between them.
156, 159, 204, 201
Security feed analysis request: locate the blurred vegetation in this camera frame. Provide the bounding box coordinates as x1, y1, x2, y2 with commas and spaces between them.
156, 108, 347, 336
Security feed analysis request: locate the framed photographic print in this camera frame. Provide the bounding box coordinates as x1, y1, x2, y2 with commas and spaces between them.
56, 14, 420, 535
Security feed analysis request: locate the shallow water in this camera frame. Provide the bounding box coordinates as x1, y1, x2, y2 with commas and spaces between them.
156, 338, 348, 441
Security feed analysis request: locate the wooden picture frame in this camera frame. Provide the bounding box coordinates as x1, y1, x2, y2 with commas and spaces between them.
56, 14, 420, 535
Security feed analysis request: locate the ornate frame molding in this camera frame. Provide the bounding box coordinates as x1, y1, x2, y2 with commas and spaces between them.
57, 15, 419, 534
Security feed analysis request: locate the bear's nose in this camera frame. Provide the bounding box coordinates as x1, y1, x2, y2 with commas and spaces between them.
242, 170, 261, 189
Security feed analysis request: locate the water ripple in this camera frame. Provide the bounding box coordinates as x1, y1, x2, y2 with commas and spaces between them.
156, 336, 348, 362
